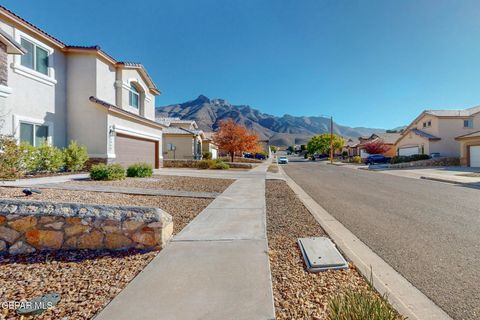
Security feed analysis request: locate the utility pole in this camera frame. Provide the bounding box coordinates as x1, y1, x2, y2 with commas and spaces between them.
330, 116, 334, 164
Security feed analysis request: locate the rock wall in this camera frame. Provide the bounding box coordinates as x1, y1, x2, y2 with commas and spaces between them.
0, 200, 173, 255
0, 42, 7, 86
388, 157, 460, 169
163, 159, 253, 169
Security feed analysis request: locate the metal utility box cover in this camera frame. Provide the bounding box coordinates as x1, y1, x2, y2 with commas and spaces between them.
298, 237, 348, 272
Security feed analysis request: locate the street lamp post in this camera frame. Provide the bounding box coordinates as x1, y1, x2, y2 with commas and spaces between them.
320, 114, 335, 165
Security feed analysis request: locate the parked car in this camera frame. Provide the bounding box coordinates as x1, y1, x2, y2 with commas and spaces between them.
255, 153, 267, 160
365, 154, 391, 164
278, 156, 289, 164
243, 153, 253, 158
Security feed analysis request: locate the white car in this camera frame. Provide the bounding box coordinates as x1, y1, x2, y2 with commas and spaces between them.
278, 156, 289, 164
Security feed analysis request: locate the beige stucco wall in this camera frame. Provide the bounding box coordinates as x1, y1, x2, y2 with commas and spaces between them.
116, 68, 155, 121
163, 135, 195, 160
0, 20, 67, 147
66, 54, 108, 156
395, 132, 429, 155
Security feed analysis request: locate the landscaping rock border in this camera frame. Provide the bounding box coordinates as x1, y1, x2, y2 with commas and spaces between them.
0, 199, 173, 255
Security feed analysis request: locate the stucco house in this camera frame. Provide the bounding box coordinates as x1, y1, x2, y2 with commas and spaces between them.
395, 106, 480, 161
0, 5, 165, 168
346, 133, 400, 158
202, 132, 219, 159
157, 118, 205, 160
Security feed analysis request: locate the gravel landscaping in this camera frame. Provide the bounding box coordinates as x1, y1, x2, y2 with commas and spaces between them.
266, 180, 402, 319
0, 187, 211, 319
67, 175, 234, 194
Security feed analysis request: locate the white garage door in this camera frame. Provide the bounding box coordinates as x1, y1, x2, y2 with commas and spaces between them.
398, 146, 419, 156
360, 149, 370, 158
470, 146, 480, 167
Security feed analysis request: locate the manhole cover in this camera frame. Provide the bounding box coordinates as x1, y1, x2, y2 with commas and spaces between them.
298, 237, 348, 272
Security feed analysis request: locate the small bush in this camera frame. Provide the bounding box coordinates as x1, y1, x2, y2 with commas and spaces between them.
327, 288, 404, 320
64, 141, 89, 172
0, 136, 23, 180
127, 163, 153, 177
203, 152, 212, 160
351, 156, 362, 164
211, 161, 229, 170
34, 144, 65, 173
18, 143, 37, 173
90, 163, 125, 180
196, 159, 214, 169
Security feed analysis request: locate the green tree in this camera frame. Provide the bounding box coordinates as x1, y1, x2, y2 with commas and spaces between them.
270, 146, 278, 154
307, 134, 345, 156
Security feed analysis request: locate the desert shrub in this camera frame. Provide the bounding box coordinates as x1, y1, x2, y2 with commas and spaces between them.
64, 141, 89, 172
127, 163, 153, 177
210, 161, 229, 170
203, 152, 212, 160
351, 156, 362, 164
196, 159, 215, 169
90, 163, 125, 180
0, 136, 23, 180
391, 154, 430, 164
327, 288, 404, 320
18, 143, 37, 173
34, 144, 65, 173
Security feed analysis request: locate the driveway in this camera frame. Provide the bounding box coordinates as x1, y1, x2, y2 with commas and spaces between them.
283, 161, 480, 320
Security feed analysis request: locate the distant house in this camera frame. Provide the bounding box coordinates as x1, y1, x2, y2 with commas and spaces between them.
395, 106, 480, 162
348, 133, 400, 158
157, 118, 205, 160
0, 5, 165, 168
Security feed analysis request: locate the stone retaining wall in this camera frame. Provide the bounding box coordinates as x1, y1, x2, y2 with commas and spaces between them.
388, 157, 460, 169
0, 200, 173, 255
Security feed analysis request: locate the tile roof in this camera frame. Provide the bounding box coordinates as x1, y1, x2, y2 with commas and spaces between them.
89, 96, 166, 129
0, 5, 65, 47
162, 127, 193, 135
0, 27, 26, 54
0, 5, 160, 94
378, 132, 402, 144
410, 128, 441, 140
455, 130, 480, 140
425, 106, 480, 117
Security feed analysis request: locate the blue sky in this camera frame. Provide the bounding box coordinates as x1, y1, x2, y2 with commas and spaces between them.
4, 0, 480, 128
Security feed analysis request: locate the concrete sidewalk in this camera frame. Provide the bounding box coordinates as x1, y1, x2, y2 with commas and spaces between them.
95, 162, 275, 320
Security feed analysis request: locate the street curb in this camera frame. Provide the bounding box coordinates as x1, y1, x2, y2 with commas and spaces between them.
419, 176, 462, 184
279, 166, 452, 320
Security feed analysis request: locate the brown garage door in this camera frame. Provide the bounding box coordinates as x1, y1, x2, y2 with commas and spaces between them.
115, 133, 159, 168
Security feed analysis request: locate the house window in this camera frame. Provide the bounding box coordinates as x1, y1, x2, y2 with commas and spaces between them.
464, 119, 473, 128
20, 38, 49, 75
129, 84, 140, 109
19, 122, 49, 146
167, 143, 175, 151
423, 121, 431, 128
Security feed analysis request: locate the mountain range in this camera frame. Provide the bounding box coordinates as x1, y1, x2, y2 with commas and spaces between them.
155, 95, 387, 146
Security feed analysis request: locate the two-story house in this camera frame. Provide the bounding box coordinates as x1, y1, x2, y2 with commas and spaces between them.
395, 106, 480, 165
0, 5, 165, 168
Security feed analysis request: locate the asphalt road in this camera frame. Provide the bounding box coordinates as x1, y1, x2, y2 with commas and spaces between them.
283, 159, 480, 320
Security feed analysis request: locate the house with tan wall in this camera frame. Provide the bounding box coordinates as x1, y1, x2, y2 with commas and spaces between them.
202, 132, 218, 159
157, 118, 205, 160
395, 106, 480, 164
0, 5, 165, 168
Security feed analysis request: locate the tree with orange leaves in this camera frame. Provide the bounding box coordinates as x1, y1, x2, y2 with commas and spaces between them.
213, 119, 260, 162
